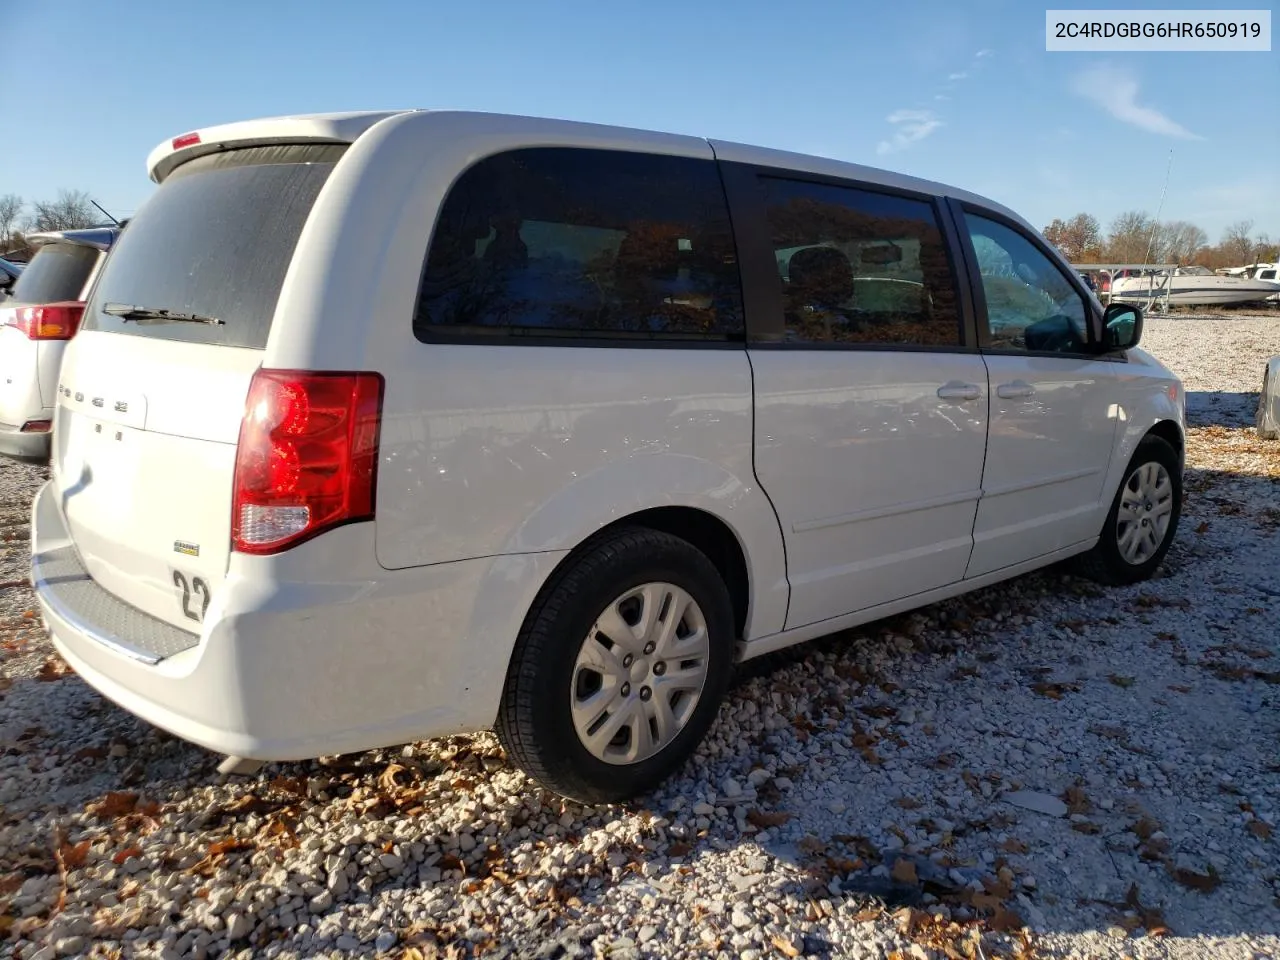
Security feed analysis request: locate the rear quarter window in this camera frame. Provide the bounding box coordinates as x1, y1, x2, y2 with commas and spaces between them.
81, 144, 346, 349
414, 147, 745, 343
11, 242, 99, 304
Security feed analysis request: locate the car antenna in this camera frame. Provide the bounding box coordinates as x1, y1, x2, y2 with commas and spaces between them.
90, 199, 121, 226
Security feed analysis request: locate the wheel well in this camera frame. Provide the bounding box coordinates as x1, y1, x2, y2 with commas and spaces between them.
598, 507, 751, 641
1146, 419, 1184, 462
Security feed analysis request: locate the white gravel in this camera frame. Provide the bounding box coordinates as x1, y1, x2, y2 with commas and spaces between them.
2, 310, 1279, 960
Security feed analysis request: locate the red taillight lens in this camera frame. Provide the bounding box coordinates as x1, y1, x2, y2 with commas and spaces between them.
232, 369, 384, 555
20, 420, 52, 434
172, 132, 201, 149
2, 302, 85, 340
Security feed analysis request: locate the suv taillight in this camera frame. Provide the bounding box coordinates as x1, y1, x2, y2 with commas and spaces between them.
232, 369, 384, 555
2, 301, 85, 340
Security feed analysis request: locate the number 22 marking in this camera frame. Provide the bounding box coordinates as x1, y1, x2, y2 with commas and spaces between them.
173, 570, 211, 622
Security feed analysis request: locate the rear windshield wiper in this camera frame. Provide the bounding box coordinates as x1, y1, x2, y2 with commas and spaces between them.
103, 303, 224, 326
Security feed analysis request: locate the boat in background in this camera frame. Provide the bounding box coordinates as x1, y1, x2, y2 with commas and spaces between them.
1110, 265, 1280, 307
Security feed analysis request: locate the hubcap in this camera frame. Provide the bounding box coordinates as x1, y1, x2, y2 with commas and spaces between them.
570, 582, 711, 765
1116, 460, 1174, 565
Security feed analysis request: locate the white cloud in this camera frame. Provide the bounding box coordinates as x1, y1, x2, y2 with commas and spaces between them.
948, 71, 969, 81
976, 48, 994, 57
1071, 64, 1202, 140
934, 94, 951, 101
876, 110, 943, 155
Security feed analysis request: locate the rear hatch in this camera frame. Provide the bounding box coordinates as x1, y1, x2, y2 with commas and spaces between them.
54, 144, 346, 631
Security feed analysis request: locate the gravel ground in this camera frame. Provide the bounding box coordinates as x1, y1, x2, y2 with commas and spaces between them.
2, 311, 1279, 960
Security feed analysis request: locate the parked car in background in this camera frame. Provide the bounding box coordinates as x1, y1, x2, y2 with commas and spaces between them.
31, 111, 1184, 803
0, 226, 120, 460
0, 257, 22, 302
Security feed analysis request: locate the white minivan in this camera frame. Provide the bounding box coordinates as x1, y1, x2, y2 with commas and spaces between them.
31, 111, 1185, 802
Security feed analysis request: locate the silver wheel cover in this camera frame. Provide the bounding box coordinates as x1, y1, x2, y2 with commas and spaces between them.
571, 582, 710, 765
1116, 460, 1175, 565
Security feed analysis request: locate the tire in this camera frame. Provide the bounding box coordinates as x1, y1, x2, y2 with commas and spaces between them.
496, 526, 735, 804
1075, 434, 1182, 585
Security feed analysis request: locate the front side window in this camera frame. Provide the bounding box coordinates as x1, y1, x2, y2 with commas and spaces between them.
964, 214, 1089, 354
415, 148, 744, 341
760, 177, 961, 347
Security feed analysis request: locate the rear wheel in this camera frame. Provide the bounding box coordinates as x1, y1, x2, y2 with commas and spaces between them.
1076, 434, 1181, 585
496, 527, 734, 804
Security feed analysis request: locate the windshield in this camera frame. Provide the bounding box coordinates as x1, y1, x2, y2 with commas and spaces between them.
11, 242, 99, 303
81, 143, 347, 349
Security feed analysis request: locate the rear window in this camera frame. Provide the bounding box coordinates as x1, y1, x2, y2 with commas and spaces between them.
11, 242, 99, 304
82, 144, 346, 349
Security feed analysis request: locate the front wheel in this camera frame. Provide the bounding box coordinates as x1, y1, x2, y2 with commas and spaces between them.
1076, 434, 1182, 585
496, 527, 735, 804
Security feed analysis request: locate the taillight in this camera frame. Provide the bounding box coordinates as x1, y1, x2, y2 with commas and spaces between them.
172, 132, 201, 149
232, 369, 384, 555
2, 302, 85, 340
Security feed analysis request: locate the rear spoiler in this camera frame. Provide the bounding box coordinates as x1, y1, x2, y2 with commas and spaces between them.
26, 227, 119, 251
147, 111, 412, 183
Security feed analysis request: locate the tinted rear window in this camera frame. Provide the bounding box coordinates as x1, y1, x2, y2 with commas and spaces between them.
82, 144, 346, 349
11, 242, 99, 303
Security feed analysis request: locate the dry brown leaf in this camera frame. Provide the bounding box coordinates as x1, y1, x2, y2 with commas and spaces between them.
771, 934, 801, 958
989, 904, 1024, 932
36, 657, 74, 682
666, 841, 692, 857
852, 906, 883, 923
1062, 785, 1091, 815
85, 791, 139, 820
1168, 863, 1222, 892
796, 835, 827, 856
1000, 838, 1029, 854
1108, 674, 1136, 688
1247, 821, 1272, 840
891, 858, 918, 884
745, 808, 792, 828
1071, 821, 1102, 835
57, 838, 90, 869
1130, 816, 1161, 840
894, 796, 922, 810
269, 776, 308, 797
112, 846, 143, 865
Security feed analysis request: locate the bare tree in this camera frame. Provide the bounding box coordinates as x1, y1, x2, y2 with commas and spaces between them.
1220, 219, 1256, 266
0, 194, 22, 249
1251, 232, 1277, 263
1154, 220, 1208, 264
27, 189, 97, 233
1105, 210, 1157, 263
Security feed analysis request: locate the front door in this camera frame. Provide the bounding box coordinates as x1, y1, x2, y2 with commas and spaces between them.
955, 208, 1121, 578
744, 174, 990, 629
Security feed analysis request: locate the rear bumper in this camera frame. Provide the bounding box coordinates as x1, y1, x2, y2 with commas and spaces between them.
31, 480, 565, 762
0, 421, 50, 460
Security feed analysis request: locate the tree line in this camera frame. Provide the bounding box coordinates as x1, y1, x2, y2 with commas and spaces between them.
0, 191, 107, 257
1042, 211, 1278, 269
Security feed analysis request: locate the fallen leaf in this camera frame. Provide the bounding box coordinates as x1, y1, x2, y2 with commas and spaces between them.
851, 906, 882, 923
1195, 521, 1210, 534
36, 658, 74, 682
796, 835, 827, 857
1247, 821, 1272, 840
893, 796, 922, 810
745, 808, 791, 828
1071, 821, 1102, 835
666, 842, 691, 857
1108, 674, 1136, 688
1000, 838, 1029, 854
989, 904, 1024, 932
771, 934, 801, 958
1130, 816, 1161, 840
85, 791, 139, 819
1168, 864, 1222, 893
1062, 785, 1091, 815
269, 776, 308, 797
57, 839, 90, 869
891, 858, 918, 884
112, 846, 143, 865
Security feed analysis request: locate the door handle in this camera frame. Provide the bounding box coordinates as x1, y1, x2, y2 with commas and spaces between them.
936, 381, 982, 402
996, 380, 1036, 400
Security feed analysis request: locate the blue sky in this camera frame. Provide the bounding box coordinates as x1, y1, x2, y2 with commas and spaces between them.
5, 0, 1277, 243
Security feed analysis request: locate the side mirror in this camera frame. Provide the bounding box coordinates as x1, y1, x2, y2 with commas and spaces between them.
1102, 302, 1143, 350
0, 273, 14, 292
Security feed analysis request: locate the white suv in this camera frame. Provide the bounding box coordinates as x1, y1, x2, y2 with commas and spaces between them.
0, 227, 119, 460
31, 111, 1185, 802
